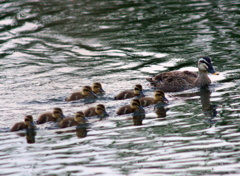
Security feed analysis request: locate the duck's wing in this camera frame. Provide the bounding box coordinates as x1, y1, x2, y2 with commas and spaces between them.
146, 71, 198, 92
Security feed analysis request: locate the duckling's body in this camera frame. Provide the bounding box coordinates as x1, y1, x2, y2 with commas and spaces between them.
92, 82, 105, 94
114, 84, 144, 100
37, 108, 64, 124
59, 111, 87, 128
139, 90, 168, 107
10, 115, 35, 132
65, 86, 96, 101
146, 57, 219, 92
116, 99, 144, 115
84, 104, 109, 118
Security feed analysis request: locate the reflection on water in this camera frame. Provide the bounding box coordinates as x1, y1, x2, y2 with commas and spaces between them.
0, 0, 240, 175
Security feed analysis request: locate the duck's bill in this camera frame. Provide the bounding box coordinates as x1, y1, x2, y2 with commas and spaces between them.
163, 96, 169, 104
212, 72, 220, 75
100, 88, 105, 93
207, 65, 219, 75
90, 91, 98, 97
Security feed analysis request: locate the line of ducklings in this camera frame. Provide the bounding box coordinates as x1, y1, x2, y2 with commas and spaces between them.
10, 56, 219, 132
10, 83, 169, 132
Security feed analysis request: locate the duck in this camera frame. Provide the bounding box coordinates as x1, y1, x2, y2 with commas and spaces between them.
139, 90, 168, 107
59, 111, 87, 128
146, 57, 219, 92
116, 99, 144, 115
84, 104, 109, 119
36, 107, 65, 124
65, 86, 97, 101
10, 115, 35, 132
114, 84, 145, 100
92, 82, 105, 94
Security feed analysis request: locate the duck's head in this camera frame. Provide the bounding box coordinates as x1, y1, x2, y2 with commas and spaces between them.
95, 104, 109, 117
24, 115, 35, 127
154, 90, 169, 103
133, 84, 145, 96
53, 107, 65, 118
74, 111, 86, 123
92, 82, 105, 94
82, 86, 97, 97
198, 57, 219, 75
52, 110, 64, 120
130, 99, 143, 110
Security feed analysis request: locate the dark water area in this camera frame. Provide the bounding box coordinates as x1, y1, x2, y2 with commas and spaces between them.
0, 0, 240, 175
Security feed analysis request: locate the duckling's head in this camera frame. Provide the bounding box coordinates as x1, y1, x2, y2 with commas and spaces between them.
133, 84, 144, 96
198, 57, 219, 75
154, 90, 169, 103
92, 82, 105, 94
53, 107, 63, 114
95, 104, 109, 117
74, 111, 86, 123
130, 99, 143, 110
52, 107, 65, 118
82, 86, 97, 97
52, 110, 64, 120
24, 115, 35, 127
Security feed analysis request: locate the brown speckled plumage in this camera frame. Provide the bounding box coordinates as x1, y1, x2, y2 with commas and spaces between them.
59, 111, 87, 128
116, 99, 144, 115
114, 84, 144, 100
65, 86, 96, 101
139, 90, 168, 107
37, 107, 64, 124
10, 115, 35, 132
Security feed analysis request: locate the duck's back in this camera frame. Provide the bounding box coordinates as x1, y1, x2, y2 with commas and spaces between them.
10, 122, 27, 132
116, 105, 135, 115
65, 92, 84, 101
139, 97, 155, 107
114, 90, 135, 100
84, 107, 97, 117
147, 71, 198, 92
59, 117, 77, 128
37, 112, 54, 124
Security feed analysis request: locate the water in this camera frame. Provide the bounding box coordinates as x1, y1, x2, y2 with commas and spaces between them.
0, 0, 240, 175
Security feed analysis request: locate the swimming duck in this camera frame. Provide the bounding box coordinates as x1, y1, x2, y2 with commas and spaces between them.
59, 111, 87, 128
10, 115, 35, 132
92, 82, 105, 94
114, 84, 145, 100
65, 86, 97, 101
139, 90, 168, 107
84, 104, 109, 119
37, 107, 65, 124
116, 99, 144, 115
146, 57, 219, 92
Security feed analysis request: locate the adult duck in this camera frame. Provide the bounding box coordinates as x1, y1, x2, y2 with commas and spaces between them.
146, 57, 219, 92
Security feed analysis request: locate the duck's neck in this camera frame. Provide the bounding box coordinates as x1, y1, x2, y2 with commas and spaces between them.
195, 70, 211, 87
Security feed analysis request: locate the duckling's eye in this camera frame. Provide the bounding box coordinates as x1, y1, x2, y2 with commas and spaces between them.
156, 94, 162, 96
25, 119, 30, 122
97, 108, 103, 110
132, 103, 139, 106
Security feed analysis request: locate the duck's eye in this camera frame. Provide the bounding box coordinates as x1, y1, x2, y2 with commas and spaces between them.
134, 88, 140, 91
97, 108, 103, 110
132, 103, 138, 106
25, 119, 30, 122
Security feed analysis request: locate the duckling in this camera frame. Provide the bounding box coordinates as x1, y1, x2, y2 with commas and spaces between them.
92, 82, 105, 94
114, 84, 145, 100
59, 111, 87, 128
10, 115, 35, 132
65, 86, 97, 101
116, 99, 144, 115
146, 57, 219, 92
84, 104, 109, 119
37, 107, 64, 124
139, 90, 168, 107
